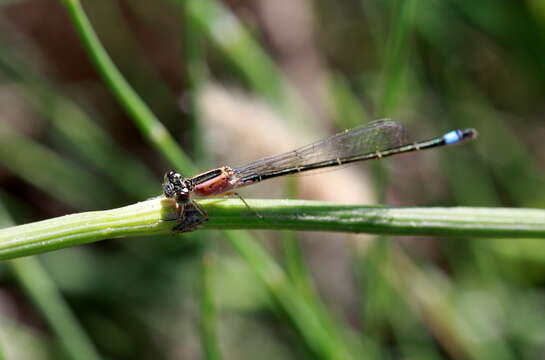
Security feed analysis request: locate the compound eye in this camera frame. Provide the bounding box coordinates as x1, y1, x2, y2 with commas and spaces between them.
162, 181, 173, 197
164, 170, 175, 181
167, 187, 174, 197
165, 170, 185, 184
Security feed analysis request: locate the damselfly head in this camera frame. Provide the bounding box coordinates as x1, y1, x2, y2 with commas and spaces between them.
163, 170, 192, 202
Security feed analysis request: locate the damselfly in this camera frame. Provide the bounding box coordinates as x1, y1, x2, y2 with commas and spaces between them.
163, 119, 477, 232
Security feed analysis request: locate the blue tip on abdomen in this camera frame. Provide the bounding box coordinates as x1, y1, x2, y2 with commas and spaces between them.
443, 130, 462, 145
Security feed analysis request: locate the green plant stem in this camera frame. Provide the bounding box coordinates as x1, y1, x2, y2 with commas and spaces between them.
223, 229, 354, 360
1, 198, 545, 260
59, 0, 195, 173
378, 0, 417, 115
0, 202, 100, 360
9, 258, 101, 360
0, 197, 177, 260
206, 200, 545, 237
199, 254, 221, 360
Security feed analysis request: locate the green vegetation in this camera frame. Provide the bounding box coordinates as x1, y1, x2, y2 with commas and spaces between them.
0, 0, 544, 358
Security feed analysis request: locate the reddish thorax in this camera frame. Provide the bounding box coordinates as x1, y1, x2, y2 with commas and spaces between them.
192, 167, 237, 197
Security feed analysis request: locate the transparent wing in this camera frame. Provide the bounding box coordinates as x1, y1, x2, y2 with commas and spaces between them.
232, 119, 407, 178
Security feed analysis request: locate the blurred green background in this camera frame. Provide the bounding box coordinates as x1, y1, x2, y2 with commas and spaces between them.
1, 0, 545, 359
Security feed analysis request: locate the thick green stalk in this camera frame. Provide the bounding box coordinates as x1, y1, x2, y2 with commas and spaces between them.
2, 198, 545, 260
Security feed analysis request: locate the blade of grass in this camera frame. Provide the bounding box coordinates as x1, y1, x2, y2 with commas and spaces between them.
378, 0, 418, 116
174, 0, 321, 131
327, 73, 371, 129
59, 0, 195, 173
0, 124, 121, 210
362, 3, 419, 334
0, 44, 159, 197
357, 240, 446, 359
361, 3, 434, 352
8, 258, 102, 360
0, 27, 159, 197
357, 240, 392, 340
80, 0, 183, 122
450, 0, 545, 82
180, 0, 210, 163
0, 202, 101, 360
199, 253, 222, 360
279, 181, 362, 357
281, 229, 374, 358
224, 229, 354, 360
444, 77, 545, 205
384, 242, 517, 360
282, 230, 313, 295
281, 179, 311, 294
177, 0, 294, 115
414, 12, 545, 353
